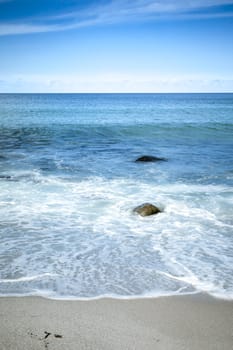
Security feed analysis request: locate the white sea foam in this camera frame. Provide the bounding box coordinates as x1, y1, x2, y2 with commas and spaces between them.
0, 273, 57, 283
0, 172, 232, 299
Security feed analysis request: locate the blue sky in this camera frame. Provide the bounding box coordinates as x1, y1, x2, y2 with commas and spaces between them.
0, 0, 233, 92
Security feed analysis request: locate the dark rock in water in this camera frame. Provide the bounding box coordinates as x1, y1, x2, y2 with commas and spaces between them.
133, 203, 161, 217
0, 175, 11, 180
135, 155, 167, 162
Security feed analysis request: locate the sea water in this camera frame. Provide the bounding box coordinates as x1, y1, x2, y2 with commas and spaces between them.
0, 93, 232, 299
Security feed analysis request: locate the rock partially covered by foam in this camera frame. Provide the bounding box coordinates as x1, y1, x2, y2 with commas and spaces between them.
135, 155, 167, 162
133, 203, 162, 217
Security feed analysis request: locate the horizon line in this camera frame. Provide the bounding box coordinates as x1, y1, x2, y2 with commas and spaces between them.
0, 92, 232, 94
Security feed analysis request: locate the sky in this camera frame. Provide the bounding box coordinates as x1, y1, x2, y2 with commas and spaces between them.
0, 0, 233, 92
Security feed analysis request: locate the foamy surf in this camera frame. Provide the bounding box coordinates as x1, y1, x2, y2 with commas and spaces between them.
0, 173, 232, 299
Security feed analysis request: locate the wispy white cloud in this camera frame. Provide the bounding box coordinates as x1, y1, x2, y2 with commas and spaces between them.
50, 0, 233, 24
1, 73, 233, 92
0, 0, 233, 36
0, 23, 59, 36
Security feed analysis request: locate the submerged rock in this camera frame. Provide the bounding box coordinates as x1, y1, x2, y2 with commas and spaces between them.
133, 203, 161, 217
135, 155, 167, 162
0, 175, 11, 180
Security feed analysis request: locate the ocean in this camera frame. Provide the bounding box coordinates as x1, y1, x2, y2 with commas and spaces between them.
0, 93, 232, 299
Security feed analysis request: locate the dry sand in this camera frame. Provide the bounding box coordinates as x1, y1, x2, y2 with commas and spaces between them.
0, 294, 232, 350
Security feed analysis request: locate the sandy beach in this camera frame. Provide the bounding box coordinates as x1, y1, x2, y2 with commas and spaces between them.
0, 294, 232, 350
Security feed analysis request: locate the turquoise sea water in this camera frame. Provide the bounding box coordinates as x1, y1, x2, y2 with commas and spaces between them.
0, 93, 233, 299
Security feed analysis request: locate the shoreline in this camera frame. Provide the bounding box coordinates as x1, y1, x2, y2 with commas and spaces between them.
0, 290, 232, 301
0, 293, 232, 350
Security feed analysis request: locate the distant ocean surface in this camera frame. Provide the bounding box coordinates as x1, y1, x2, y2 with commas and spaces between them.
0, 93, 233, 299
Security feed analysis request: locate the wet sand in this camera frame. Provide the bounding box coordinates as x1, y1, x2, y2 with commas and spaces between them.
0, 294, 232, 350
